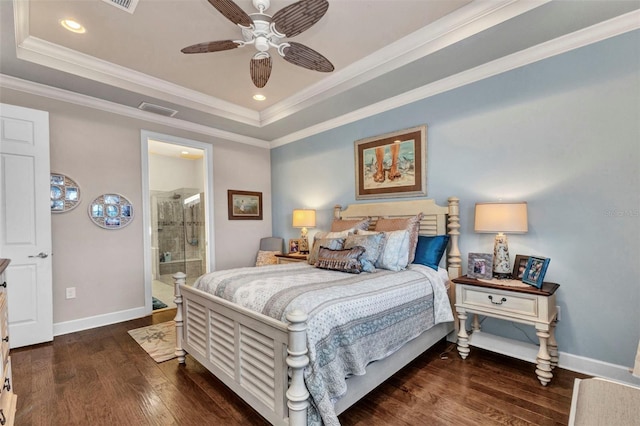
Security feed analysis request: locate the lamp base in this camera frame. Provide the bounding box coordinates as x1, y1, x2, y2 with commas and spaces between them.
299, 237, 309, 254
493, 233, 511, 278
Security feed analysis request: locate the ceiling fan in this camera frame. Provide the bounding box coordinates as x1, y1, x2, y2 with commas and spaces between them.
182, 0, 334, 88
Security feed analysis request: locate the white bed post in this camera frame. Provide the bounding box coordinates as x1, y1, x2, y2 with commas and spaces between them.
447, 197, 462, 279
173, 271, 187, 364
286, 309, 310, 426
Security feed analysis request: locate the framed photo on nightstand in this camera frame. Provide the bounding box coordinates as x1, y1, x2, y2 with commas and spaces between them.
289, 239, 301, 254
512, 254, 531, 280
522, 256, 550, 288
467, 253, 493, 279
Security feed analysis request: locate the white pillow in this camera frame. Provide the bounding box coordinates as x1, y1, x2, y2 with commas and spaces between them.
358, 229, 410, 271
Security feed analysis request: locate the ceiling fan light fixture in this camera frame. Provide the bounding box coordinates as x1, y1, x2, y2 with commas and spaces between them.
255, 36, 270, 52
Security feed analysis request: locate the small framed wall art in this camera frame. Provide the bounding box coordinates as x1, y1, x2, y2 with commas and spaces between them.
522, 256, 550, 288
227, 190, 263, 220
50, 173, 81, 213
467, 252, 494, 280
88, 193, 134, 229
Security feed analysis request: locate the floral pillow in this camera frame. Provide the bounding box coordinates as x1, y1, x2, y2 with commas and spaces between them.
344, 232, 385, 272
358, 229, 410, 271
255, 250, 281, 266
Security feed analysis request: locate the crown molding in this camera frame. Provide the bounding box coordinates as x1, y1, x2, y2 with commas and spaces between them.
12, 0, 547, 129
0, 74, 271, 148
259, 0, 550, 126
15, 36, 261, 126
270, 9, 640, 148
13, 0, 259, 126
5, 3, 638, 150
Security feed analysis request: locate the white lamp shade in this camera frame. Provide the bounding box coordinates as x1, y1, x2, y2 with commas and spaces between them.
292, 209, 316, 228
474, 202, 528, 233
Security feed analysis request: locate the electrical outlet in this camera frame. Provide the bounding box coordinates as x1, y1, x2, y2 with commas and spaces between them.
556, 305, 561, 321
66, 287, 76, 299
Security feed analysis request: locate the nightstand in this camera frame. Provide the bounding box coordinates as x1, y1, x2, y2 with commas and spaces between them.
452, 275, 560, 386
275, 254, 308, 264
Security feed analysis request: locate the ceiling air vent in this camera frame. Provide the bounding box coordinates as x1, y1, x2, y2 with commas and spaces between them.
138, 102, 178, 117
101, 0, 139, 14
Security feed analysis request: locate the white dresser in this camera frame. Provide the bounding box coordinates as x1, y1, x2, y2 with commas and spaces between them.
0, 259, 16, 426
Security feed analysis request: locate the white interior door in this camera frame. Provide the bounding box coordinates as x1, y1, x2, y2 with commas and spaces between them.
0, 103, 53, 348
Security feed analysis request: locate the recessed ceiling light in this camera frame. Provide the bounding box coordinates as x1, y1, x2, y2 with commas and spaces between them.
181, 151, 189, 155
60, 19, 86, 34
253, 94, 266, 101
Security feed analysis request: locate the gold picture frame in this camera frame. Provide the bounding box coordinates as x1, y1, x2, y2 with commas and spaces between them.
354, 125, 427, 200
289, 239, 301, 254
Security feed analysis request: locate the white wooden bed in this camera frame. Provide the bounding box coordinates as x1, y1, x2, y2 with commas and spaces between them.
173, 197, 461, 425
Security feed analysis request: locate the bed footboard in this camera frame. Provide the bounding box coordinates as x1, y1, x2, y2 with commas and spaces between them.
173, 272, 310, 426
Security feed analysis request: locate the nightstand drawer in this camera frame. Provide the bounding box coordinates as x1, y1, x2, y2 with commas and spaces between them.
460, 286, 538, 318
0, 357, 15, 426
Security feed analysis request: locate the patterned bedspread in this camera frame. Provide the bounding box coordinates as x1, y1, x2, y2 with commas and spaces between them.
193, 263, 454, 425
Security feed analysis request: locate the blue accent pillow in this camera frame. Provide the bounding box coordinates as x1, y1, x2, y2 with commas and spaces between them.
412, 235, 450, 270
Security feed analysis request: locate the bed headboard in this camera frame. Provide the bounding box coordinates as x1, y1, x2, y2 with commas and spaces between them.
333, 197, 461, 279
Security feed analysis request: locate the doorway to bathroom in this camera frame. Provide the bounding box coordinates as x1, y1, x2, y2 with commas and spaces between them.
141, 131, 215, 314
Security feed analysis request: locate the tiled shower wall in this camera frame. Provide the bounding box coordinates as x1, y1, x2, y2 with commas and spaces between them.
154, 191, 205, 277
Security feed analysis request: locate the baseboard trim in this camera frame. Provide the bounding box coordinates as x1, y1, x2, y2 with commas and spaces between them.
53, 306, 148, 336
467, 331, 640, 387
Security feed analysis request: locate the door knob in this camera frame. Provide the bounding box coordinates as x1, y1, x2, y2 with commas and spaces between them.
28, 252, 49, 259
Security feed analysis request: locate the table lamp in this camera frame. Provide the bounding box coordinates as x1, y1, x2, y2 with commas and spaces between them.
474, 202, 528, 278
292, 209, 316, 254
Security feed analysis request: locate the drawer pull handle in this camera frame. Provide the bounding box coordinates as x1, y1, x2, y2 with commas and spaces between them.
0, 408, 5, 425
3, 378, 9, 392
488, 295, 507, 305
0, 282, 5, 288
1, 336, 7, 343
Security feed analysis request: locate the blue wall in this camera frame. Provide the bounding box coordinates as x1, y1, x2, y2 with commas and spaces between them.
271, 31, 640, 368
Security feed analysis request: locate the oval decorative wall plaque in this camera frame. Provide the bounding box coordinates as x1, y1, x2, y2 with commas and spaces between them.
50, 173, 81, 213
88, 193, 134, 229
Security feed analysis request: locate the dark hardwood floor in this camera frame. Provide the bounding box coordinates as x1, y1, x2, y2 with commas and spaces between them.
12, 309, 587, 425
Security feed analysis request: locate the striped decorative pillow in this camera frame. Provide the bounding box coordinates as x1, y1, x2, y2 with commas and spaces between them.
315, 246, 365, 274
307, 237, 346, 265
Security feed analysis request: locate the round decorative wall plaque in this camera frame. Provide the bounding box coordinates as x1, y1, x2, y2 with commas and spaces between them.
88, 193, 134, 229
50, 173, 81, 213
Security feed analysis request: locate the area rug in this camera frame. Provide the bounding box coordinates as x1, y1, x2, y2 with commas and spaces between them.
128, 321, 177, 362
152, 296, 168, 310
569, 377, 640, 425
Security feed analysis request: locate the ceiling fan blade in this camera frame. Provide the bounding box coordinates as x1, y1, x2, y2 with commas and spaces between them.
207, 0, 252, 27
272, 0, 329, 38
181, 40, 240, 54
250, 55, 273, 88
282, 42, 334, 72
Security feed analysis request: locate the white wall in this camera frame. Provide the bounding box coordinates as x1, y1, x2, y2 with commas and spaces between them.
0, 87, 272, 328
271, 31, 640, 374
149, 153, 203, 192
